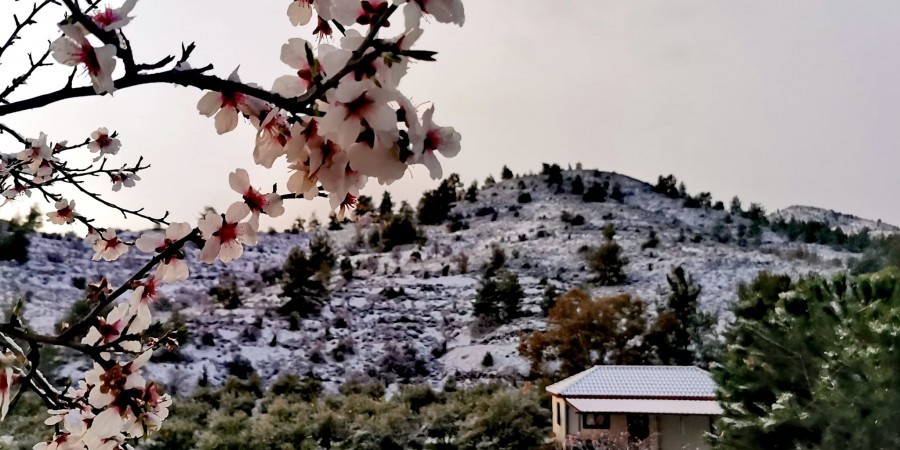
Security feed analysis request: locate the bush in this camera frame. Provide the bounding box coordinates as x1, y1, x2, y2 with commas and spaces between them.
641, 230, 660, 250
653, 174, 680, 198
588, 239, 627, 286
582, 182, 608, 203
209, 278, 242, 309
570, 175, 584, 195
609, 183, 625, 202
481, 351, 494, 367
501, 165, 514, 180
516, 192, 532, 204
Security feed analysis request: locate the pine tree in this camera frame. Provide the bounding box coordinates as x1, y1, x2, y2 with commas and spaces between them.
570, 175, 584, 195
278, 247, 327, 317
465, 181, 478, 202
379, 191, 395, 217
501, 165, 514, 180
417, 173, 462, 225
646, 267, 712, 365
588, 228, 627, 286
473, 271, 523, 325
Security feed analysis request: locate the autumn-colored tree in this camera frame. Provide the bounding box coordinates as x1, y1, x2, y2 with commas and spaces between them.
519, 289, 651, 379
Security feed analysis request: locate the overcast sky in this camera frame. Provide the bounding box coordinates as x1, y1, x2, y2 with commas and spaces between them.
2, 0, 899, 233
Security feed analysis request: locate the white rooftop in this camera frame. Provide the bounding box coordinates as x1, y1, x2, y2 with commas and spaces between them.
566, 398, 723, 415
545, 365, 717, 399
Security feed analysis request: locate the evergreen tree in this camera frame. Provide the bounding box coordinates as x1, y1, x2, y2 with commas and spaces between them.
647, 267, 713, 365
355, 195, 374, 216
417, 173, 461, 225
278, 247, 328, 317
654, 175, 680, 199
544, 163, 563, 187
484, 175, 496, 186
464, 181, 478, 202
340, 257, 354, 281
713, 271, 900, 450
570, 175, 584, 195
379, 191, 395, 217
588, 229, 627, 286
500, 165, 514, 180
327, 212, 343, 230
473, 271, 523, 325
729, 196, 743, 214
582, 182, 608, 203
609, 182, 625, 203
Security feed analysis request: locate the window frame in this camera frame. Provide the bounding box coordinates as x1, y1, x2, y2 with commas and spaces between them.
581, 412, 611, 429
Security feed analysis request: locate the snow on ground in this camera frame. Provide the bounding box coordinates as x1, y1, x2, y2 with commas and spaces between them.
1, 169, 889, 390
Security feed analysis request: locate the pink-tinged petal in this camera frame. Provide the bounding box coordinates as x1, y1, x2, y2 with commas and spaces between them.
421, 151, 442, 180
131, 350, 152, 370
264, 193, 285, 217
166, 222, 192, 240
198, 236, 222, 264
198, 212, 221, 238
88, 387, 114, 409
87, 407, 125, 439
228, 168, 251, 195
197, 92, 221, 116
214, 107, 239, 134
91, 45, 118, 94
237, 222, 258, 246
366, 102, 398, 132
287, 1, 313, 26
280, 38, 311, 69
404, 2, 422, 30
272, 75, 306, 98
225, 202, 251, 223
135, 232, 164, 253
218, 240, 244, 263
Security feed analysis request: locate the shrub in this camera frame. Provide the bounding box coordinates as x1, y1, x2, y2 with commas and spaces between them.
588, 240, 627, 286
570, 175, 584, 195
609, 183, 625, 202
209, 278, 242, 309
582, 182, 608, 203
516, 192, 532, 204
278, 247, 327, 317
473, 271, 523, 325
641, 230, 660, 250
501, 165, 514, 180
417, 173, 462, 225
481, 351, 494, 367
653, 174, 680, 198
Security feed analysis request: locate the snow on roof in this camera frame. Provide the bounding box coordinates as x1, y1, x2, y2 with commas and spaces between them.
565, 398, 722, 415
545, 366, 717, 399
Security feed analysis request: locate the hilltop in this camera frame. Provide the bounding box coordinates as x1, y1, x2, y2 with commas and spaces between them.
0, 168, 891, 392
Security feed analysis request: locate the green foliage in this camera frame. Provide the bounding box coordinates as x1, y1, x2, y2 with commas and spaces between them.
851, 234, 900, 274
542, 163, 563, 187
418, 173, 462, 225
208, 277, 242, 310
464, 181, 478, 202
379, 191, 395, 217
582, 182, 607, 203
646, 267, 714, 366
713, 270, 900, 449
483, 243, 506, 278
570, 175, 584, 195
473, 271, 524, 326
654, 174, 680, 199
278, 246, 327, 317
379, 209, 422, 251
587, 233, 627, 286
770, 218, 871, 253
0, 207, 40, 264
339, 257, 353, 281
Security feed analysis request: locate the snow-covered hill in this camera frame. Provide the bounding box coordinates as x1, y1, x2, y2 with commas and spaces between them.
769, 205, 899, 236
0, 170, 890, 392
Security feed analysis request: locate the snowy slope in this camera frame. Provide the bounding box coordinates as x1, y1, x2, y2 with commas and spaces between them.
770, 205, 899, 236
0, 170, 888, 391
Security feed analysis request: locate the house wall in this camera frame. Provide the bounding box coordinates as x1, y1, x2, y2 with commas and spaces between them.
657, 415, 713, 450
551, 396, 567, 445
562, 411, 660, 449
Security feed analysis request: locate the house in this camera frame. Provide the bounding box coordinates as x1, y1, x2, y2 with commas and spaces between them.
546, 366, 721, 450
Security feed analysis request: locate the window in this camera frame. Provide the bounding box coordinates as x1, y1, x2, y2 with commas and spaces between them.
556, 403, 561, 425
582, 412, 611, 429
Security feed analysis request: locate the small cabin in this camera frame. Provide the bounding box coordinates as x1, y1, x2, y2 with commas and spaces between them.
546, 366, 721, 450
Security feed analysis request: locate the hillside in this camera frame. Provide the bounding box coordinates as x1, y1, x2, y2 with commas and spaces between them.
0, 169, 889, 392
770, 205, 899, 235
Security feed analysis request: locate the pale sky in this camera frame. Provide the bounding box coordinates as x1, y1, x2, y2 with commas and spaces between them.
2, 0, 899, 233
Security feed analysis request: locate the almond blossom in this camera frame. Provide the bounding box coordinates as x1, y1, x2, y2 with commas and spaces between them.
319, 80, 397, 148
198, 202, 257, 264
253, 109, 292, 168
81, 302, 141, 352
81, 351, 156, 444
47, 199, 78, 225
229, 168, 285, 228
411, 105, 461, 179
91, 0, 138, 31
127, 275, 160, 333
331, 0, 391, 27
92, 229, 129, 261
196, 68, 266, 134
272, 38, 319, 98
16, 132, 51, 167
0, 350, 16, 421
87, 128, 121, 160
134, 222, 192, 283
402, 0, 465, 30
287, 0, 313, 26
50, 24, 117, 94
110, 170, 140, 191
